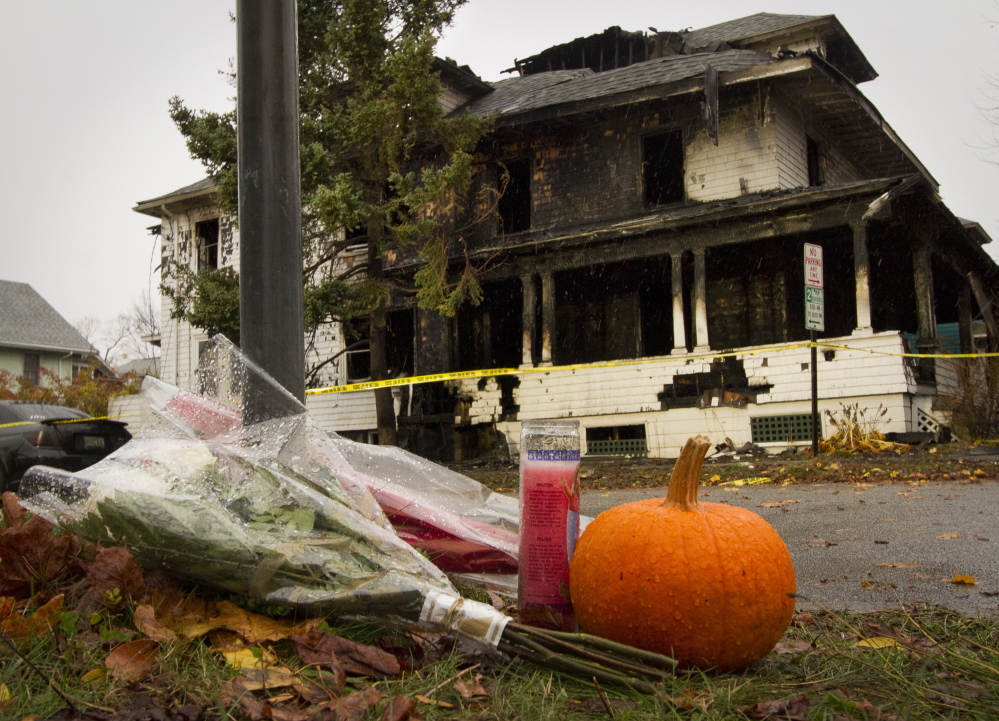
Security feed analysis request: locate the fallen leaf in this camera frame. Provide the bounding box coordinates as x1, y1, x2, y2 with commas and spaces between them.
216, 641, 278, 670
743, 693, 810, 718
772, 640, 813, 654
134, 603, 179, 643
808, 538, 836, 547
80, 668, 107, 683
453, 673, 490, 699
237, 667, 303, 692
0, 683, 9, 703
151, 593, 319, 642
758, 499, 802, 508
0, 494, 83, 597
876, 562, 918, 568
381, 696, 419, 721
105, 639, 159, 681
719, 477, 772, 486
74, 546, 146, 614
857, 637, 899, 649
860, 578, 873, 588
325, 687, 387, 721
937, 532, 960, 540
950, 574, 978, 585
290, 629, 400, 680
0, 594, 64, 644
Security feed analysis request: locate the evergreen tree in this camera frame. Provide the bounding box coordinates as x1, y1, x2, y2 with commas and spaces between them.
166, 0, 492, 445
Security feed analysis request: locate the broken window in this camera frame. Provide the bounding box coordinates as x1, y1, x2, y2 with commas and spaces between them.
343, 310, 414, 383
498, 160, 531, 234
554, 259, 672, 365
643, 130, 684, 206
196, 218, 220, 271
343, 318, 370, 382
456, 278, 523, 371
806, 136, 825, 187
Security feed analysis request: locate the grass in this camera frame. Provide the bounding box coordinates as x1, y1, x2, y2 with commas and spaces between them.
3, 599, 998, 719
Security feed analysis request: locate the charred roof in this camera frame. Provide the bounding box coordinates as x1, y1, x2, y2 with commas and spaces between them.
509, 12, 876, 85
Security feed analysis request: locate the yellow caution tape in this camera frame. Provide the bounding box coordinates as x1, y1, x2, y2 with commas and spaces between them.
305, 339, 999, 396
0, 414, 138, 430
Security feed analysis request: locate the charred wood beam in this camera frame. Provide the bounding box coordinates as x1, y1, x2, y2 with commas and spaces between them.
520, 274, 536, 366
475, 200, 871, 281
851, 221, 873, 332
671, 252, 687, 352
541, 272, 555, 365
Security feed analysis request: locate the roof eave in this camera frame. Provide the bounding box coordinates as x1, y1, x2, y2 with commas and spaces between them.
133, 184, 218, 218
0, 341, 97, 355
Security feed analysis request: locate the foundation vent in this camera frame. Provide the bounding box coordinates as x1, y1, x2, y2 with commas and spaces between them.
750, 414, 817, 444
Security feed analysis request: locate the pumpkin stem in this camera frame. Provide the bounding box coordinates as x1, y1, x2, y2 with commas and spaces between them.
664, 435, 711, 511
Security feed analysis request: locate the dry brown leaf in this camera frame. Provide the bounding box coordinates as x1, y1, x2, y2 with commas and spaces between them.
453, 673, 489, 699
808, 538, 836, 547
876, 562, 918, 568
237, 667, 303, 692
758, 499, 802, 508
937, 532, 960, 540
381, 696, 420, 721
290, 629, 400, 679
74, 546, 146, 613
324, 686, 387, 721
0, 593, 63, 644
772, 640, 814, 655
134, 603, 179, 643
105, 639, 159, 681
0, 494, 82, 597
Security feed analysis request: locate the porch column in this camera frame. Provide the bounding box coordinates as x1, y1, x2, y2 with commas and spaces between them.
957, 285, 974, 353
851, 221, 873, 334
912, 238, 937, 380
692, 248, 710, 352
540, 272, 555, 366
912, 240, 938, 348
520, 274, 536, 367
671, 252, 687, 353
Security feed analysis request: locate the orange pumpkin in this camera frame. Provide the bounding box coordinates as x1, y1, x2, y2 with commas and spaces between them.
569, 436, 795, 671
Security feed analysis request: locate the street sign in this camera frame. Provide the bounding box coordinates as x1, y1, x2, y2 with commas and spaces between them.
805, 286, 825, 331
804, 243, 824, 288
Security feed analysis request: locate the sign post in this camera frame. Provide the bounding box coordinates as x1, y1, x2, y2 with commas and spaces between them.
804, 243, 824, 456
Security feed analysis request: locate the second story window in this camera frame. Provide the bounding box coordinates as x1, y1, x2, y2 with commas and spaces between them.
807, 136, 826, 187
642, 130, 684, 205
643, 130, 684, 206
196, 218, 220, 271
498, 159, 531, 234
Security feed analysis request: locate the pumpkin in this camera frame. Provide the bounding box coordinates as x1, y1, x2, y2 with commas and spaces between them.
569, 436, 795, 671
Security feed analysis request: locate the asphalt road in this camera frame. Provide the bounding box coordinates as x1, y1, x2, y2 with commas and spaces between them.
579, 480, 999, 616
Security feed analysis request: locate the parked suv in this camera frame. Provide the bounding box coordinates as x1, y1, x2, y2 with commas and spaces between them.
0, 401, 130, 493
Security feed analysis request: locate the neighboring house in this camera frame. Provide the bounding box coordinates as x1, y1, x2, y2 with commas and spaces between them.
138, 13, 999, 460
0, 280, 107, 383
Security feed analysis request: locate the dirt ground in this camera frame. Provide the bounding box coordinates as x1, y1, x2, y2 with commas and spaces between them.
448, 442, 999, 494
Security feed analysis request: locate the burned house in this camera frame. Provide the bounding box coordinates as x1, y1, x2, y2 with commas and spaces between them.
137, 13, 999, 460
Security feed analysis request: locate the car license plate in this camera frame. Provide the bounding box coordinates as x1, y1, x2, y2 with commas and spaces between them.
80, 435, 106, 451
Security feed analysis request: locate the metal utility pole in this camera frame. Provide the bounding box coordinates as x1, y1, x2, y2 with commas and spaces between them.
236, 0, 305, 402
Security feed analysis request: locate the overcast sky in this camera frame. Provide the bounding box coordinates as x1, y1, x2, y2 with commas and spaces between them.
2, 0, 998, 349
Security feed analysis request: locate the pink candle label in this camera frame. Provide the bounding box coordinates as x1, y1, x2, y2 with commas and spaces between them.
519, 456, 580, 630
